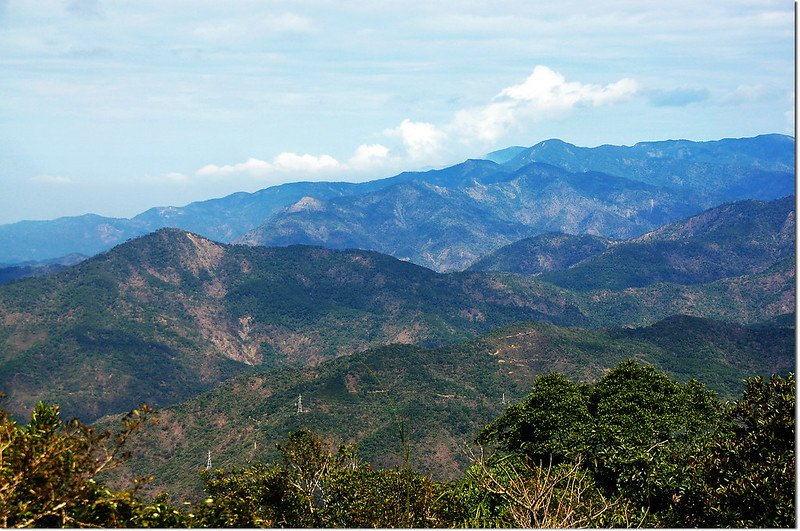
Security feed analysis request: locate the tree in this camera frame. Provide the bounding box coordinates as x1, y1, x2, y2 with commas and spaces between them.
671, 373, 795, 527
476, 360, 724, 521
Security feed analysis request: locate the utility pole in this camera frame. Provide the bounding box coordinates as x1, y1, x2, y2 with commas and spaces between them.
502, 392, 506, 405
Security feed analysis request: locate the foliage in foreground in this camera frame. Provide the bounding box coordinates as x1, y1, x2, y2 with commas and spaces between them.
0, 361, 794, 528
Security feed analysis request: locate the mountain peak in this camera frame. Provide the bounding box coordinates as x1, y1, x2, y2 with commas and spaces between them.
287, 196, 326, 213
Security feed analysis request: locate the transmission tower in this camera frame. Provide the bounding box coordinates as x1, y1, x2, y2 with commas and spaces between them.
206, 450, 212, 470
296, 394, 304, 415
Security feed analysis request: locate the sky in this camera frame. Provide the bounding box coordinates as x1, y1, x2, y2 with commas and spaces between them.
0, 0, 795, 224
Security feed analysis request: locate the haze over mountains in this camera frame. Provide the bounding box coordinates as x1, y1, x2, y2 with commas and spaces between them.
0, 134, 792, 270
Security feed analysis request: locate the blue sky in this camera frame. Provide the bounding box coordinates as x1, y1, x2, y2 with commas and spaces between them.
0, 0, 794, 224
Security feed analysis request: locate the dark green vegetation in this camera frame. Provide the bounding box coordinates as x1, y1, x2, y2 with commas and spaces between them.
0, 222, 793, 424
111, 315, 793, 499
2, 362, 793, 527
0, 228, 581, 423
0, 135, 792, 270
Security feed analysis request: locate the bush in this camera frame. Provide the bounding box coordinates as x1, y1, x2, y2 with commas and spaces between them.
0, 401, 169, 527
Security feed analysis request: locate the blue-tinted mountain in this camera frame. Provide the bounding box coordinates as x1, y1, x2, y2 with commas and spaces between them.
129, 181, 375, 243
238, 162, 701, 271
0, 253, 88, 285
502, 134, 794, 206
0, 214, 150, 263
0, 134, 791, 266
485, 145, 528, 164
0, 182, 371, 263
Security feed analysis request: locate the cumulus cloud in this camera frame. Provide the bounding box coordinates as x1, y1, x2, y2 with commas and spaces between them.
347, 143, 391, 171
451, 65, 638, 143
273, 152, 340, 173
196, 152, 343, 178
197, 157, 272, 176
31, 174, 73, 185
384, 119, 447, 161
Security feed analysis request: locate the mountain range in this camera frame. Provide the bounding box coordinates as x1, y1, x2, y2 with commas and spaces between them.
0, 194, 793, 424
471, 196, 795, 291
236, 161, 702, 271
488, 133, 794, 204
0, 134, 792, 271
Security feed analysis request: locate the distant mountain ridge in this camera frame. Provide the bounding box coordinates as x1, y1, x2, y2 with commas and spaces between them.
0, 134, 792, 266
237, 162, 703, 271
497, 133, 794, 206
0, 253, 88, 285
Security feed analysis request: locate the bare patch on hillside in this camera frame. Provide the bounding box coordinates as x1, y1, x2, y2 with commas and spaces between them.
188, 305, 262, 366
185, 233, 225, 276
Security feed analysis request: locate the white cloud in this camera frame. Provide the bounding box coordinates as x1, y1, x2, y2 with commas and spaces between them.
31, 174, 73, 185
192, 65, 640, 181
384, 119, 447, 161
195, 153, 340, 178
196, 157, 272, 176
273, 152, 340, 173
451, 65, 638, 143
347, 143, 391, 171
